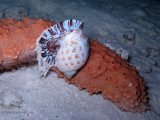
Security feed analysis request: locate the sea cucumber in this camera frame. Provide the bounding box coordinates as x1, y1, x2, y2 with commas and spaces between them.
0, 17, 148, 113
0, 17, 55, 70
52, 40, 149, 113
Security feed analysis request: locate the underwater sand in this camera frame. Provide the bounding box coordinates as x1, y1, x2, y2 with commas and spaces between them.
0, 0, 160, 120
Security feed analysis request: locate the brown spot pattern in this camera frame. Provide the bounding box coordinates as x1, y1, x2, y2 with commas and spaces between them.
75, 54, 80, 59
68, 56, 72, 60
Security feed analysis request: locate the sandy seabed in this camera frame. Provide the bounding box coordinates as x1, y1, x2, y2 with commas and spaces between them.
0, 0, 160, 120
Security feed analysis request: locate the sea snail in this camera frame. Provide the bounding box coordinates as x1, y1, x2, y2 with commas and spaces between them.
36, 19, 90, 78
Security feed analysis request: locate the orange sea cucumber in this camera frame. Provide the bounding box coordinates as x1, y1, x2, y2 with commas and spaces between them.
0, 17, 148, 113
0, 17, 55, 69
52, 40, 148, 113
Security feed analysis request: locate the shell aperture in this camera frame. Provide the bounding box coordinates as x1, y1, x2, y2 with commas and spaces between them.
36, 19, 90, 78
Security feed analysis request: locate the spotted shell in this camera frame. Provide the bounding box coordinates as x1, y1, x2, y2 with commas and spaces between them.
36, 19, 90, 78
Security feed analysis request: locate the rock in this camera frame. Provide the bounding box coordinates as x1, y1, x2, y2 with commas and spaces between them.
3, 6, 28, 20
104, 43, 115, 50
123, 31, 135, 46
0, 91, 23, 109
116, 47, 129, 60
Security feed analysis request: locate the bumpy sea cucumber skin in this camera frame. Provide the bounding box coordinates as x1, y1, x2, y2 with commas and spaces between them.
0, 17, 148, 113
0, 17, 55, 69
52, 40, 148, 113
